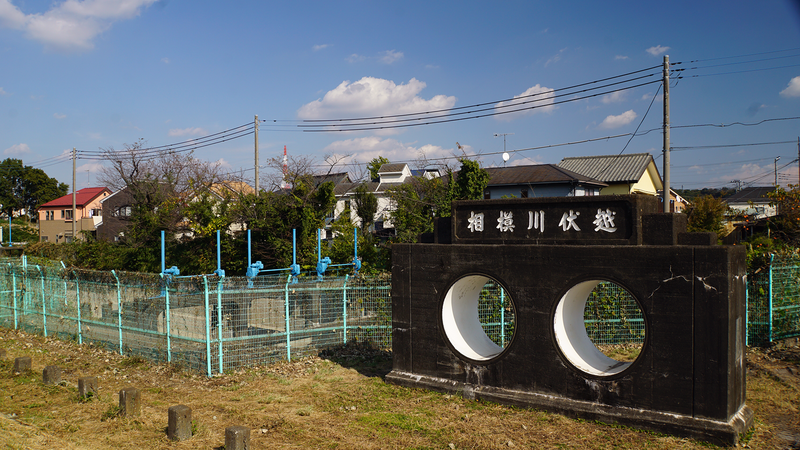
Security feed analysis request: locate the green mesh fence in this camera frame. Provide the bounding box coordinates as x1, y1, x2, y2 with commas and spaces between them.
583, 282, 645, 346
478, 282, 515, 349
3, 252, 798, 374
0, 259, 391, 375
747, 255, 800, 346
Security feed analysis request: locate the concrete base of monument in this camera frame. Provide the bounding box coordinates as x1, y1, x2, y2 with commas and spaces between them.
385, 370, 754, 446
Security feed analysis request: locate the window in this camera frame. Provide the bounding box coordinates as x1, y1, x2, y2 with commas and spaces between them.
60, 210, 64, 219
521, 188, 528, 198
65, 209, 73, 220
484, 190, 491, 200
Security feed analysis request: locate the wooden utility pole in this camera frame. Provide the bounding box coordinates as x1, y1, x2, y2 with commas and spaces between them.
71, 147, 76, 242
662, 55, 670, 213
254, 115, 259, 194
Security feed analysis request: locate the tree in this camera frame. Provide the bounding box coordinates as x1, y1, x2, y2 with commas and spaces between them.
686, 195, 728, 238
353, 183, 378, 231
96, 140, 227, 271
367, 156, 390, 181
0, 158, 68, 218
387, 158, 489, 242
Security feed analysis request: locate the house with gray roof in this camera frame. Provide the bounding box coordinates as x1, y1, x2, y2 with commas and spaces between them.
482, 164, 607, 199
558, 153, 663, 197
725, 187, 777, 220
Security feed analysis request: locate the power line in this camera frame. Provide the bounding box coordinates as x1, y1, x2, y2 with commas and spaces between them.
302, 65, 662, 124
671, 140, 798, 151
300, 79, 663, 132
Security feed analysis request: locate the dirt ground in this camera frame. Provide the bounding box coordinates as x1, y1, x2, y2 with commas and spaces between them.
0, 329, 798, 449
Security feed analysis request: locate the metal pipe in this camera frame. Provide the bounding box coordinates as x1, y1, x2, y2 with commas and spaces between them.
203, 276, 211, 377
216, 229, 222, 274
112, 270, 122, 355
285, 274, 292, 361
247, 229, 251, 268
38, 266, 46, 337
161, 230, 166, 274
343, 275, 349, 344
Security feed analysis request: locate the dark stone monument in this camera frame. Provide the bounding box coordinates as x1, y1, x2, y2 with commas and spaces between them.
78, 376, 98, 399
42, 365, 61, 385
386, 195, 752, 445
167, 404, 192, 441
225, 426, 251, 450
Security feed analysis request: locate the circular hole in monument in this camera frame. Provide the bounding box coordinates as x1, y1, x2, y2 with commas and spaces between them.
441, 275, 516, 362
554, 280, 645, 376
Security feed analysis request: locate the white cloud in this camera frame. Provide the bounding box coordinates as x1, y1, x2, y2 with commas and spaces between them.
0, 87, 8, 95
313, 44, 330, 51
297, 77, 457, 121
780, 76, 800, 98
0, 0, 157, 52
379, 49, 403, 64
161, 57, 169, 64
601, 90, 627, 104
168, 127, 207, 137
346, 53, 365, 63
614, 55, 629, 60
508, 156, 544, 167
214, 158, 232, 169
4, 143, 30, 155
321, 137, 455, 168
494, 84, 556, 120
598, 110, 637, 129
53, 112, 66, 119
545, 48, 566, 67
646, 45, 670, 56
640, 92, 663, 102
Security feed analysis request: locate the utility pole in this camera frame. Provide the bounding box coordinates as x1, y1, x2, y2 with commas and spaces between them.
72, 147, 76, 242
662, 55, 671, 213
254, 115, 260, 194
797, 137, 799, 186
775, 156, 781, 188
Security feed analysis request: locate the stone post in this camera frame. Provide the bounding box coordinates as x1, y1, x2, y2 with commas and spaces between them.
225, 426, 250, 450
13, 356, 31, 374
42, 365, 61, 385
167, 405, 192, 441
119, 387, 141, 417
78, 376, 98, 399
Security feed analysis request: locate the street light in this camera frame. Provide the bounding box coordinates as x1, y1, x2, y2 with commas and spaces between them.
775, 156, 781, 188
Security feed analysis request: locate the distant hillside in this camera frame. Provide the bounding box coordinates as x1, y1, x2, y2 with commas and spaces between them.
675, 188, 736, 202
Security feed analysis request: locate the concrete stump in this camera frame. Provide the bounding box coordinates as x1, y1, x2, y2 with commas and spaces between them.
119, 387, 141, 417
42, 365, 61, 385
78, 376, 98, 399
13, 356, 31, 374
167, 405, 192, 441
225, 426, 250, 450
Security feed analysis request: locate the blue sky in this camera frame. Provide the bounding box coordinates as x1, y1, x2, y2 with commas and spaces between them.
1, 0, 800, 192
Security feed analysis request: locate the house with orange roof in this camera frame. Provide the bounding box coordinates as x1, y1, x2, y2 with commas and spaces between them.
37, 187, 112, 243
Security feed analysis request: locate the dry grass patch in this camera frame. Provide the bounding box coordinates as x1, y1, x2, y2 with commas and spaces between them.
0, 330, 798, 449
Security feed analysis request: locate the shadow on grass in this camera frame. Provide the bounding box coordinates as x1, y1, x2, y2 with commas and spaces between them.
318, 341, 393, 379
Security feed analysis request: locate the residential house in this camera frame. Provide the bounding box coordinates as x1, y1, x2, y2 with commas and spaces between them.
482, 164, 607, 199
96, 186, 134, 242
558, 153, 663, 197
330, 163, 440, 236
656, 189, 691, 213
724, 187, 777, 220
38, 187, 112, 243
723, 187, 778, 243
97, 180, 256, 242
